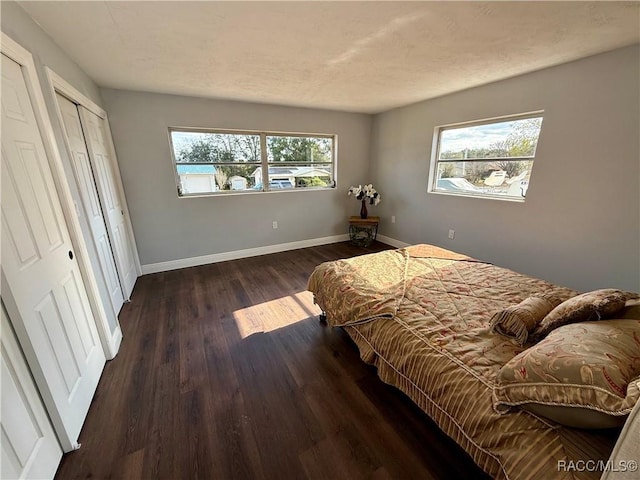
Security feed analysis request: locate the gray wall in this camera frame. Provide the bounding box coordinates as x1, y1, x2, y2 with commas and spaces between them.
371, 45, 640, 292
100, 89, 372, 267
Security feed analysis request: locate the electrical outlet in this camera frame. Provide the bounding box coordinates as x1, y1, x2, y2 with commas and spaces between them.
448, 229, 455, 239
391, 215, 396, 224
272, 221, 278, 229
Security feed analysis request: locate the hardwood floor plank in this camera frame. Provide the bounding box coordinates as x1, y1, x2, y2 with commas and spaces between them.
228, 333, 324, 478
55, 241, 487, 480
114, 448, 145, 480
141, 361, 180, 480
299, 435, 372, 480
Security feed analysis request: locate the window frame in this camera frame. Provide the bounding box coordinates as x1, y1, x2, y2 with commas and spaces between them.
428, 111, 544, 202
168, 126, 337, 198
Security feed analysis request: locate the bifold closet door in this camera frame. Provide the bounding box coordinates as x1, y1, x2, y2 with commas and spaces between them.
1, 303, 62, 479
78, 107, 137, 298
1, 53, 106, 451
56, 93, 124, 320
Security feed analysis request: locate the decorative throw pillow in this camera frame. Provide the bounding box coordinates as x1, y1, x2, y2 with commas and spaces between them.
493, 319, 640, 429
530, 289, 630, 342
489, 293, 565, 345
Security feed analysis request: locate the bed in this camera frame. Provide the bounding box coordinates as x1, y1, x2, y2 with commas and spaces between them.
307, 244, 632, 480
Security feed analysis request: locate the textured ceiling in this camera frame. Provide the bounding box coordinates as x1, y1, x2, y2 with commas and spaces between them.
18, 1, 640, 113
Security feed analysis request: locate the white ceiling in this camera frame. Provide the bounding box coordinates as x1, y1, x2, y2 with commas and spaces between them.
19, 1, 640, 114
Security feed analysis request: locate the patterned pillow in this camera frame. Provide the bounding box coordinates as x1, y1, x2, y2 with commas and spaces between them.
489, 293, 565, 345
493, 319, 640, 429
530, 289, 630, 342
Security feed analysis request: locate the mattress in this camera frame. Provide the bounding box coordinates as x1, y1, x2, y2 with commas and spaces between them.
307, 245, 617, 480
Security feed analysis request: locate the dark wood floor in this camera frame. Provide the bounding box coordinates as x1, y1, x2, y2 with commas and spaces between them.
55, 241, 489, 480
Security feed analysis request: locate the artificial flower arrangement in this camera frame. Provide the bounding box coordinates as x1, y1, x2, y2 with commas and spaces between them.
348, 184, 381, 205
348, 184, 380, 219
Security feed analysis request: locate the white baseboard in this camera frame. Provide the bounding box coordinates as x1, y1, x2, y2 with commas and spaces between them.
376, 234, 410, 248
141, 234, 350, 274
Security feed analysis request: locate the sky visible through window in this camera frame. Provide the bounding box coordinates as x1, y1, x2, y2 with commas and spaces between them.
172, 131, 204, 153
440, 119, 535, 154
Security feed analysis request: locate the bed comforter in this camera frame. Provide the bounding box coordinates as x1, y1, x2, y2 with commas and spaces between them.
307, 245, 617, 480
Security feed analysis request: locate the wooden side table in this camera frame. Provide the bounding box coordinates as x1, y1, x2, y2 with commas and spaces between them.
349, 216, 379, 247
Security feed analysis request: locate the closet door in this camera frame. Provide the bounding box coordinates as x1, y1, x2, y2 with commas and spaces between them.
57, 93, 124, 318
1, 303, 62, 480
79, 108, 137, 298
1, 52, 105, 451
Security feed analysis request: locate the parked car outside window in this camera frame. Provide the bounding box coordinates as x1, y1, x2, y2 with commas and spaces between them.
253, 179, 294, 190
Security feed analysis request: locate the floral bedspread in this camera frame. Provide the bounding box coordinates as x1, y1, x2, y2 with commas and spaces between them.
307, 245, 617, 480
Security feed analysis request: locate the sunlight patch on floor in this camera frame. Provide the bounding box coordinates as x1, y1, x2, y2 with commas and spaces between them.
233, 291, 320, 339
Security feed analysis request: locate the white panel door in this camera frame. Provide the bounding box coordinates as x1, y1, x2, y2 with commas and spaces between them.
1, 303, 62, 480
1, 53, 106, 450
78, 108, 137, 298
56, 93, 124, 318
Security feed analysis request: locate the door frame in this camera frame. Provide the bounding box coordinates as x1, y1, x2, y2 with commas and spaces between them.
1, 32, 120, 364
46, 67, 142, 295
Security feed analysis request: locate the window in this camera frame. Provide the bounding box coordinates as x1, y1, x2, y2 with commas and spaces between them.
169, 128, 336, 196
429, 112, 543, 201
